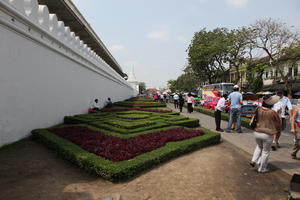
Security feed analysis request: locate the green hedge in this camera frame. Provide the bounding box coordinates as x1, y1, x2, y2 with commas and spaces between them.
32, 128, 220, 182
186, 105, 251, 129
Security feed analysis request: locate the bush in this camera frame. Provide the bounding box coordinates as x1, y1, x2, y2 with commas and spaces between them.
190, 105, 251, 129
32, 127, 220, 181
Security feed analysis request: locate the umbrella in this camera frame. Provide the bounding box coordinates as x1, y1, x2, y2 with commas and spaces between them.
246, 92, 254, 95
294, 92, 300, 96
256, 91, 263, 95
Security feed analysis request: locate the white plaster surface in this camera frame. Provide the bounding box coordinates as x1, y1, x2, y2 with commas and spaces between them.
0, 1, 135, 146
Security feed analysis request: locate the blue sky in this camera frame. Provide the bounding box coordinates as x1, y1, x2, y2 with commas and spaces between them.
72, 0, 300, 89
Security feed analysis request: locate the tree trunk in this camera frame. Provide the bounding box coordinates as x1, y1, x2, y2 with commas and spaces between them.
285, 80, 293, 98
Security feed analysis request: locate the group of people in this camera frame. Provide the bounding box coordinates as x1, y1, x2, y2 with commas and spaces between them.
90, 97, 112, 111
153, 93, 170, 103
214, 85, 300, 173
173, 93, 195, 113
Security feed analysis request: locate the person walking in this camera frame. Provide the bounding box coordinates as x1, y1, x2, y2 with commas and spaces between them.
289, 105, 300, 159
187, 93, 194, 113
178, 94, 185, 112
226, 85, 243, 133
214, 94, 228, 132
250, 95, 281, 173
273, 91, 293, 148
173, 93, 179, 108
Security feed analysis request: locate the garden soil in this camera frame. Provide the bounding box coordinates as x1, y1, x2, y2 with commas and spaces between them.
0, 139, 290, 200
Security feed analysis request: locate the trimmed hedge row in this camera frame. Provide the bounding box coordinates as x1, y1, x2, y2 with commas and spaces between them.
32, 127, 220, 181
113, 102, 166, 108
184, 105, 251, 129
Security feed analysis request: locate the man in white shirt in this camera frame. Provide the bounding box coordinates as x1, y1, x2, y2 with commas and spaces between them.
272, 91, 293, 148
215, 94, 228, 132
91, 99, 100, 111
277, 91, 292, 128
173, 93, 179, 108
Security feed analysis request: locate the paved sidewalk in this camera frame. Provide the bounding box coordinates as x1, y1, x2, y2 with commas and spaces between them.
167, 103, 300, 176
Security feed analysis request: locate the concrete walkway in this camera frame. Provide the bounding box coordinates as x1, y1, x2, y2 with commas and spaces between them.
167, 103, 300, 176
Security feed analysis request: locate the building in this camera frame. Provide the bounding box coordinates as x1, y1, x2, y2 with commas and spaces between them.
229, 52, 300, 93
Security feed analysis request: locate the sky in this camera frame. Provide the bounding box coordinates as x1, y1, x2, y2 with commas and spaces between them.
71, 0, 300, 89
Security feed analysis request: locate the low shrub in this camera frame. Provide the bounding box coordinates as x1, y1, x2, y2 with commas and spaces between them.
48, 126, 204, 162
190, 105, 251, 129
32, 127, 220, 181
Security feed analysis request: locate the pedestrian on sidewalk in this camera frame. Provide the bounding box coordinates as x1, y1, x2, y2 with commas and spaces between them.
289, 105, 300, 159
272, 91, 293, 148
187, 93, 194, 113
250, 95, 281, 173
173, 93, 179, 108
214, 94, 228, 132
226, 85, 243, 133
178, 94, 184, 112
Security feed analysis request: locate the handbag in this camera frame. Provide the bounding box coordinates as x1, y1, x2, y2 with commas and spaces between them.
249, 108, 258, 129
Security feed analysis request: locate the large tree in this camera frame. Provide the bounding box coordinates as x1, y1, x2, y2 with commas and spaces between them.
187, 28, 231, 84
226, 27, 254, 84
167, 71, 200, 92
138, 82, 146, 94
251, 18, 299, 96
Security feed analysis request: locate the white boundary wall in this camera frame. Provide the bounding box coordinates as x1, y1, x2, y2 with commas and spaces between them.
0, 0, 136, 147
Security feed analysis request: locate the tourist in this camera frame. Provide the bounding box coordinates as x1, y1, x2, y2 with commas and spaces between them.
250, 95, 281, 173
173, 93, 179, 108
214, 94, 228, 132
91, 99, 100, 111
165, 93, 170, 103
187, 93, 194, 113
273, 91, 293, 148
289, 105, 300, 159
105, 97, 113, 108
153, 93, 159, 102
178, 94, 185, 112
226, 85, 243, 133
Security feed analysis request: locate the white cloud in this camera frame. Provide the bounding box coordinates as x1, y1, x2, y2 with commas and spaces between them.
225, 0, 248, 7
176, 35, 188, 43
109, 44, 125, 53
147, 28, 169, 40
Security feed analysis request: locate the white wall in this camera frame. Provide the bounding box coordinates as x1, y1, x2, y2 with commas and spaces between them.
0, 0, 135, 146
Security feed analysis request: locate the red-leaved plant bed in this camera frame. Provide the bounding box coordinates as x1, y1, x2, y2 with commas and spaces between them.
50, 126, 204, 162
101, 108, 171, 113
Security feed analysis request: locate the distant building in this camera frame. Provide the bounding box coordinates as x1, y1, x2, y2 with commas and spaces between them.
229, 52, 300, 93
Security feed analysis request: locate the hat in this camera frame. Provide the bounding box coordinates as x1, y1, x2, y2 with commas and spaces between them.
263, 95, 280, 105
233, 85, 239, 89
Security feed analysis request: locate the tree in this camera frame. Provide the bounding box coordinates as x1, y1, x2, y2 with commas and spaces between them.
251, 18, 300, 96
167, 71, 200, 92
138, 82, 146, 94
187, 28, 232, 84
227, 27, 254, 84
240, 62, 267, 92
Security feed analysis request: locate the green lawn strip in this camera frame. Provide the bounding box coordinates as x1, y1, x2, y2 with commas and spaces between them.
186, 105, 251, 129
117, 114, 150, 119
31, 128, 220, 182
168, 118, 200, 128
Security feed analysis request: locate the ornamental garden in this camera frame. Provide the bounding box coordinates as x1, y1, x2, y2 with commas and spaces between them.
32, 97, 220, 181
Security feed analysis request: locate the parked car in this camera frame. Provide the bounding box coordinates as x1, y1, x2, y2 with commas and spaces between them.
202, 97, 218, 110
241, 105, 257, 118
290, 99, 300, 106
